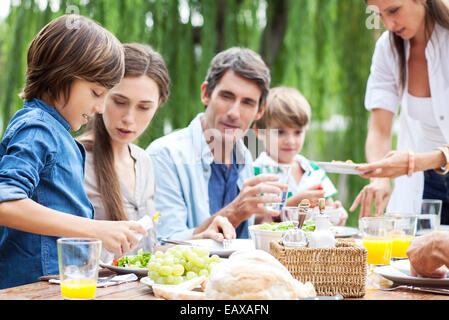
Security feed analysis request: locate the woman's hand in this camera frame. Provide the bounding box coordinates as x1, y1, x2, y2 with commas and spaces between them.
356, 150, 409, 179
349, 178, 391, 217
192, 216, 236, 242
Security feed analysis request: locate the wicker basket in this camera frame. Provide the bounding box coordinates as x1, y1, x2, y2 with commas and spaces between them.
270, 239, 368, 298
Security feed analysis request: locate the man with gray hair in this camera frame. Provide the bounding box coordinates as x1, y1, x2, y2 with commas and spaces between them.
146, 47, 285, 240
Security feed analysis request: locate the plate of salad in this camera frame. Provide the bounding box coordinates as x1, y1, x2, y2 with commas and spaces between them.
100, 249, 151, 277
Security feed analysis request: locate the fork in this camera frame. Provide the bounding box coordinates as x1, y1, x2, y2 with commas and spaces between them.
382, 285, 449, 295
369, 279, 449, 295
222, 239, 232, 249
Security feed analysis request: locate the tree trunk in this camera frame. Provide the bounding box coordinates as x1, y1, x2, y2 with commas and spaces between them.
215, 0, 226, 53
260, 0, 288, 67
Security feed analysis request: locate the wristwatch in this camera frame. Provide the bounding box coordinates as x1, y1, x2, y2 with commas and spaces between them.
434, 145, 449, 175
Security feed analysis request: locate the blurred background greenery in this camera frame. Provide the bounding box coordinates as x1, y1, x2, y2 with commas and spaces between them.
0, 0, 389, 227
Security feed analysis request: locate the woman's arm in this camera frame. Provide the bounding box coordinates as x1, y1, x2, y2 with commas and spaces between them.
0, 198, 146, 258
350, 109, 394, 217
356, 149, 447, 178
365, 109, 394, 163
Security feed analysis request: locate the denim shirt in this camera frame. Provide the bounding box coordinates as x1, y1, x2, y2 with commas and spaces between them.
146, 113, 255, 241
0, 98, 94, 289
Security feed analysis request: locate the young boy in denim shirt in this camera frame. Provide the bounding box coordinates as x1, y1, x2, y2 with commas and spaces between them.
0, 15, 146, 289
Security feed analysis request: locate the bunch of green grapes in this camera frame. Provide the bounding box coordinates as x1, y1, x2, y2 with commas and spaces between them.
147, 245, 221, 285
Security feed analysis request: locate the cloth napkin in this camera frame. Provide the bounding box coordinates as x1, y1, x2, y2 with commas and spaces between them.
49, 273, 139, 288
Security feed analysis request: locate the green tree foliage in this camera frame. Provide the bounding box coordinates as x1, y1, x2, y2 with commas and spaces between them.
0, 0, 379, 225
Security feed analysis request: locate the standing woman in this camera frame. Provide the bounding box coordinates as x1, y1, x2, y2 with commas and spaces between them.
79, 43, 235, 255
350, 0, 449, 224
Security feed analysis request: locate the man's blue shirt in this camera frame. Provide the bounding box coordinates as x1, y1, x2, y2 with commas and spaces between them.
146, 113, 255, 241
208, 151, 249, 238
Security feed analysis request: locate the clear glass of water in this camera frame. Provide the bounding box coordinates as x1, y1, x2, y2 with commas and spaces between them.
259, 164, 291, 212
417, 199, 442, 236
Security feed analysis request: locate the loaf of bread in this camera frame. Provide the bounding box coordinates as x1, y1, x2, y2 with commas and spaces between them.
205, 249, 316, 300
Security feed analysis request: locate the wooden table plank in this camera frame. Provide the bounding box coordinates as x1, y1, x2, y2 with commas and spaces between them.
0, 281, 61, 300
357, 272, 449, 300
1, 271, 448, 300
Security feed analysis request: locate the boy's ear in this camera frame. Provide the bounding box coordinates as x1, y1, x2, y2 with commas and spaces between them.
254, 103, 267, 121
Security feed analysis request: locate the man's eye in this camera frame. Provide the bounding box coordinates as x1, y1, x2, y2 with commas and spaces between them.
243, 100, 256, 107
92, 90, 100, 98
389, 7, 399, 14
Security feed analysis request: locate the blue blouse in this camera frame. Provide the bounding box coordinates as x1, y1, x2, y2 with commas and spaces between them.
0, 98, 94, 289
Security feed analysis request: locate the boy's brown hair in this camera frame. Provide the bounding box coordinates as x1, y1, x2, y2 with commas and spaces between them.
20, 14, 124, 106
254, 86, 311, 129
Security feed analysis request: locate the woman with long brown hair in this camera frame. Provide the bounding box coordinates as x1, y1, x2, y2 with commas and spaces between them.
351, 0, 449, 223
79, 43, 235, 255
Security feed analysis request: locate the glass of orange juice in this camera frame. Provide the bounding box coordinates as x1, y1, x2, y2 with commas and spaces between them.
385, 213, 418, 259
359, 217, 395, 271
57, 238, 101, 300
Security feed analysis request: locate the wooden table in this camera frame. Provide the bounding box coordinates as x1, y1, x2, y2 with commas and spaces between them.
0, 269, 448, 300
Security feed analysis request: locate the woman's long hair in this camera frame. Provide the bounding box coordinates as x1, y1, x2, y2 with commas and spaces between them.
391, 0, 449, 90
81, 43, 170, 221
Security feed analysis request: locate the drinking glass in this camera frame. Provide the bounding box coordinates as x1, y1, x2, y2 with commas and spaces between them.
416, 199, 442, 236
385, 213, 418, 259
359, 217, 395, 272
311, 206, 344, 225
257, 164, 291, 212
281, 206, 307, 228
57, 238, 102, 300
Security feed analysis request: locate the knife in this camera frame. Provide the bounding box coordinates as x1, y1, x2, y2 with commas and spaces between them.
38, 275, 59, 281
160, 239, 196, 246
161, 238, 232, 249
407, 285, 449, 295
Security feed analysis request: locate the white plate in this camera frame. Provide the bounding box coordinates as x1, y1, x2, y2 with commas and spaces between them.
140, 276, 179, 291
331, 226, 360, 238
374, 260, 449, 288
185, 239, 255, 258
100, 263, 149, 277
140, 276, 155, 288
314, 161, 369, 175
